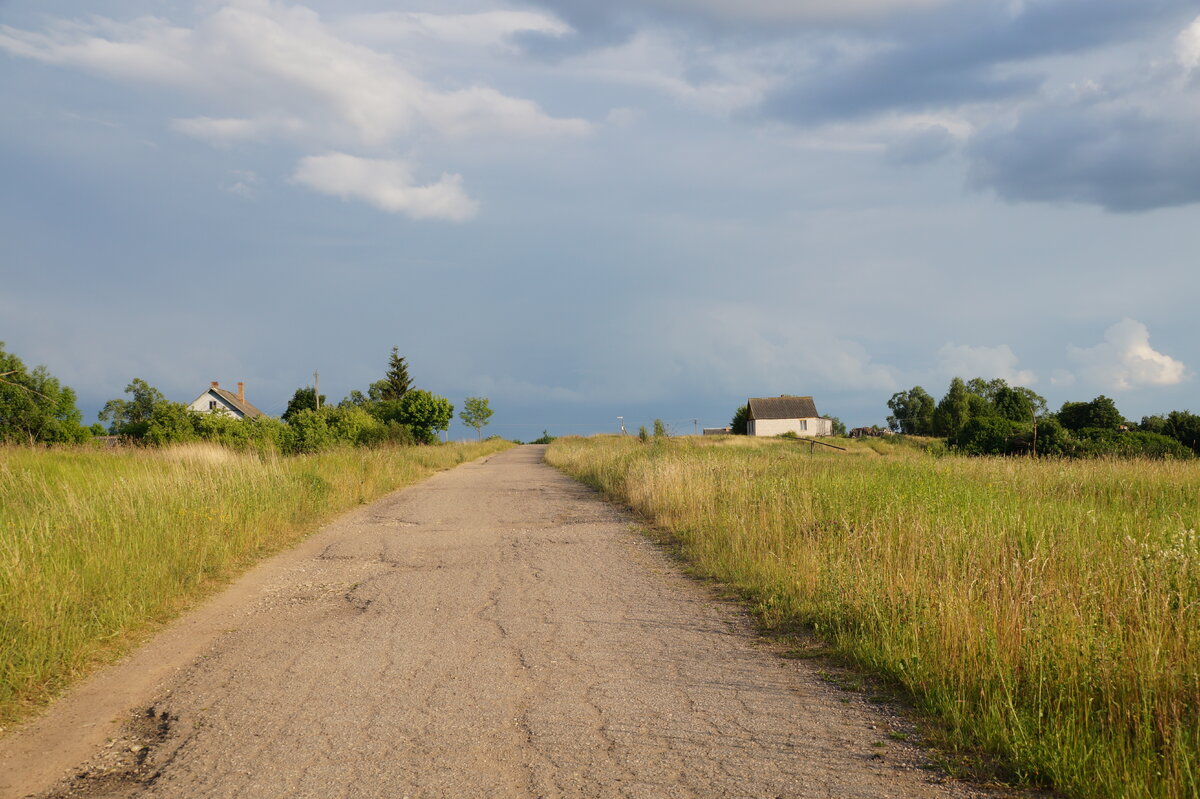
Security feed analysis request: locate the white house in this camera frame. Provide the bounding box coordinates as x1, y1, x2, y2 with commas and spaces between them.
746, 395, 833, 437
188, 381, 265, 420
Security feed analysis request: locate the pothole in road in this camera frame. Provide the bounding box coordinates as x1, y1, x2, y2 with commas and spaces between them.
41, 706, 173, 799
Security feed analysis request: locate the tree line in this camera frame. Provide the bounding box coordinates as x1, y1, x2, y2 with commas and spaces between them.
0, 342, 494, 451
887, 377, 1199, 458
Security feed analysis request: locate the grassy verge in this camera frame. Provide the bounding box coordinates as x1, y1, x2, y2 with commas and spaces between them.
546, 435, 1198, 799
0, 440, 512, 728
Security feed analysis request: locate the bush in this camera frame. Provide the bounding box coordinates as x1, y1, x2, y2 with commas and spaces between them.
953, 416, 1025, 455
1034, 416, 1071, 456
1072, 429, 1192, 459
280, 409, 335, 454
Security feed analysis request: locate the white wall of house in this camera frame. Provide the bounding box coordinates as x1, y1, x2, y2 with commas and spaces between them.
748, 417, 832, 437
187, 392, 243, 418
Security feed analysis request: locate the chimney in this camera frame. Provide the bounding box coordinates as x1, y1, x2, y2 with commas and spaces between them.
237, 382, 245, 403
211, 381, 219, 390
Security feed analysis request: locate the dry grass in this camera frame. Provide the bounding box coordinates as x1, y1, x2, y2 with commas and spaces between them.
547, 435, 1199, 799
0, 440, 512, 729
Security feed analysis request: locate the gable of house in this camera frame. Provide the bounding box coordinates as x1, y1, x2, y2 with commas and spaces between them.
188, 382, 266, 420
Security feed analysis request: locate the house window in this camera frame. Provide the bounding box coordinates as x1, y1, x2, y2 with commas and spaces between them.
209, 401, 217, 410
800, 420, 808, 431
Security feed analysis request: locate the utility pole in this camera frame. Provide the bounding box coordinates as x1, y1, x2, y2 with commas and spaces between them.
693, 419, 698, 436
617, 416, 626, 435
314, 371, 320, 410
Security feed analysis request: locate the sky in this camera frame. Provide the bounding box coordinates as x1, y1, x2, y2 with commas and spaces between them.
2, 0, 1199, 438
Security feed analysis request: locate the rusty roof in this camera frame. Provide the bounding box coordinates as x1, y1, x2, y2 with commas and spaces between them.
209, 387, 266, 419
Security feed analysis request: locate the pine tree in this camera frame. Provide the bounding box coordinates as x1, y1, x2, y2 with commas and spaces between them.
381, 346, 412, 401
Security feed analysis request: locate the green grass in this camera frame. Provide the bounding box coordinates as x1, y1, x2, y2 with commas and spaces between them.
0, 440, 512, 728
546, 435, 1199, 799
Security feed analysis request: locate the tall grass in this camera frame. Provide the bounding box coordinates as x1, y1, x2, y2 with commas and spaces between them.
547, 436, 1199, 799
0, 440, 512, 727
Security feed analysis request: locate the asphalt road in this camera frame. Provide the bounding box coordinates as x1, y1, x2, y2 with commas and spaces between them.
11, 445, 999, 798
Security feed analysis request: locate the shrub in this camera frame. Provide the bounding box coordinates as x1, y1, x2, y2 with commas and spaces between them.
953, 416, 1024, 455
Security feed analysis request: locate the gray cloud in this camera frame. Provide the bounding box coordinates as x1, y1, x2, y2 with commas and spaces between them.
966, 87, 1200, 212
885, 124, 958, 165
763, 0, 1194, 123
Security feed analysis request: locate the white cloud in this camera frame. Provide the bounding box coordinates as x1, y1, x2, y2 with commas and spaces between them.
565, 30, 774, 116
291, 153, 478, 221
336, 11, 570, 49
1177, 15, 1200, 73
937, 343, 1036, 385
1067, 318, 1188, 391
0, 3, 589, 147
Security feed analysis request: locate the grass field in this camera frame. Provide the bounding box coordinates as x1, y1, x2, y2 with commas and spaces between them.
0, 440, 512, 729
546, 435, 1199, 799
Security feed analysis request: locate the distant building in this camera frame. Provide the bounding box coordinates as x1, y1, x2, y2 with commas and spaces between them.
187, 381, 265, 420
702, 427, 732, 436
746, 396, 832, 437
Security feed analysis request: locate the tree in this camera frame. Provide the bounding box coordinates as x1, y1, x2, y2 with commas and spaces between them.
395, 390, 453, 444
99, 378, 167, 435
1140, 410, 1200, 454
1057, 396, 1123, 431
282, 386, 326, 423
377, 347, 412, 401
993, 384, 1035, 422
730, 404, 749, 435
933, 377, 971, 439
0, 343, 88, 444
340, 389, 369, 408
823, 416, 847, 436
460, 396, 494, 441
887, 386, 935, 434
653, 418, 667, 438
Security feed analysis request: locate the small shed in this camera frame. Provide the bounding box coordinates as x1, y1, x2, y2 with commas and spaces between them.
746, 395, 832, 438
187, 381, 265, 420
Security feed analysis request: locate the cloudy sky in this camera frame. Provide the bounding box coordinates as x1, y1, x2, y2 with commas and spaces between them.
3, 0, 1198, 436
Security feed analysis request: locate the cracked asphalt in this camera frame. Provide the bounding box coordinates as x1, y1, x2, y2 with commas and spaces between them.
17, 445, 1001, 798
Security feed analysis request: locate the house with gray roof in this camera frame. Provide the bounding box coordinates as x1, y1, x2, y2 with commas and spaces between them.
187, 381, 265, 420
746, 395, 832, 437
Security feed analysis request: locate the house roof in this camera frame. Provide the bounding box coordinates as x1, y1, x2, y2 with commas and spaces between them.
747, 395, 819, 420
209, 387, 266, 419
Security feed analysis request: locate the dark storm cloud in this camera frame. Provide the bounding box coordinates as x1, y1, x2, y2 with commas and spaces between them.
762, 0, 1195, 123
967, 97, 1200, 212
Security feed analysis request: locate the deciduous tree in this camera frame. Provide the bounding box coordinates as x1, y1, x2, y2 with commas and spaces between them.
395, 390, 453, 444
0, 343, 88, 444
99, 378, 166, 435
1057, 396, 1123, 431
886, 386, 935, 435
933, 378, 971, 439
460, 396, 494, 441
282, 386, 325, 423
